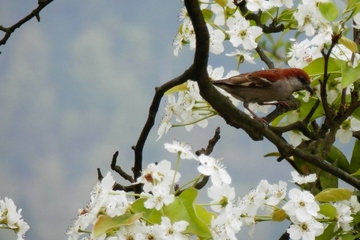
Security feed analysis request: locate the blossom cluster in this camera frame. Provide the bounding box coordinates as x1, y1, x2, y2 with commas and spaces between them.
164, 0, 360, 146
157, 80, 215, 140
65, 140, 232, 239
157, 66, 274, 139
174, 0, 360, 69
0, 196, 29, 240
66, 140, 360, 240
174, 0, 264, 58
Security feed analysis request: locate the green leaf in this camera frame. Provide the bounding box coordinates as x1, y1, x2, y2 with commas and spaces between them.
343, 2, 360, 20
298, 97, 325, 122
350, 140, 360, 175
339, 233, 360, 240
272, 207, 287, 222
202, 9, 213, 21
319, 170, 338, 189
278, 9, 296, 23
339, 36, 358, 53
353, 108, 360, 120
315, 188, 352, 202
351, 168, 360, 176
264, 152, 281, 158
260, 7, 277, 24
318, 203, 337, 218
93, 213, 143, 238
315, 222, 337, 240
215, 0, 227, 7
130, 198, 162, 224
165, 82, 188, 95
303, 58, 341, 77
341, 62, 360, 89
318, 2, 338, 21
326, 145, 350, 173
164, 188, 214, 239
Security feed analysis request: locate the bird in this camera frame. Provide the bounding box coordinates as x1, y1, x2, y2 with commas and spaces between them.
212, 68, 313, 123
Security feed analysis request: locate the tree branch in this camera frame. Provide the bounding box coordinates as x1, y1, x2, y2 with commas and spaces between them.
184, 0, 360, 190
256, 45, 275, 69
0, 0, 53, 52
184, 0, 265, 141
237, 1, 285, 34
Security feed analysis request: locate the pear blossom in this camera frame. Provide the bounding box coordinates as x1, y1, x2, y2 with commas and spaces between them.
293, 1, 328, 37
143, 186, 175, 210
89, 172, 115, 205
210, 205, 242, 240
347, 195, 360, 214
287, 39, 322, 68
266, 180, 287, 206
353, 12, 360, 29
178, 6, 191, 26
211, 3, 226, 26
157, 80, 216, 138
226, 13, 262, 49
269, 0, 293, 8
313, 82, 341, 106
334, 202, 353, 231
113, 221, 146, 240
226, 48, 256, 64
159, 216, 189, 240
331, 44, 360, 67
239, 189, 266, 217
291, 171, 317, 185
0, 197, 30, 240
100, 190, 130, 218
246, 0, 272, 12
164, 140, 197, 160
197, 154, 231, 186
173, 20, 196, 56
208, 24, 225, 54
245, 103, 271, 117
336, 117, 360, 144
157, 112, 172, 140
141, 224, 167, 240
287, 217, 324, 240
278, 111, 311, 147
283, 188, 320, 222
136, 160, 180, 192
208, 184, 236, 212
208, 65, 224, 80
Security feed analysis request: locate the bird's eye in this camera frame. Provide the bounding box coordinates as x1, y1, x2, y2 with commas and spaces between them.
298, 76, 308, 85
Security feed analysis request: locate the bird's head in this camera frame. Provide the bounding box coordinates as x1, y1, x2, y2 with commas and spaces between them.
283, 68, 313, 95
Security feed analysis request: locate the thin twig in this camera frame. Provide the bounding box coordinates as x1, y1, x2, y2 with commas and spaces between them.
132, 69, 194, 194
0, 0, 53, 51
195, 127, 221, 156
111, 151, 134, 183
256, 45, 275, 69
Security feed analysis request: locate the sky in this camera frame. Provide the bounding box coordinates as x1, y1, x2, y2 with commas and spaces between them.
0, 1, 352, 239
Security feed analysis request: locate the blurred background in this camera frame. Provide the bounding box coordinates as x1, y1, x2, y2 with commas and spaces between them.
0, 1, 350, 239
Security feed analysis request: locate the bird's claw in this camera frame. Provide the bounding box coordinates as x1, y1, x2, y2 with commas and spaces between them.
276, 101, 290, 107
253, 116, 268, 125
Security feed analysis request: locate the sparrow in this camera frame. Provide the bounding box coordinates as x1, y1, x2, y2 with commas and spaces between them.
212, 68, 313, 122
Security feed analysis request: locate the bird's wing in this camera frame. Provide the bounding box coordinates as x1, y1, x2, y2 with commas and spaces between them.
219, 69, 282, 88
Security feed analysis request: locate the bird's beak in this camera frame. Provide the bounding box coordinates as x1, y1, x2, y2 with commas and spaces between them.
306, 85, 314, 96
